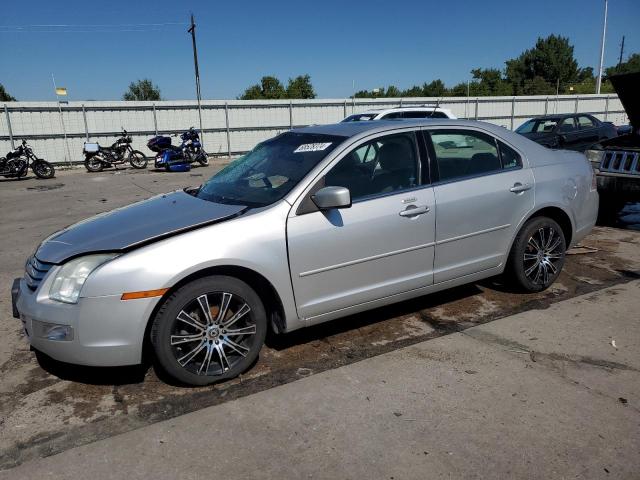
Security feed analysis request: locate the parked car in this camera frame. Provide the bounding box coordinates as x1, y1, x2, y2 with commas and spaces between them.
342, 105, 456, 122
515, 113, 617, 151
12, 119, 598, 386
584, 71, 640, 213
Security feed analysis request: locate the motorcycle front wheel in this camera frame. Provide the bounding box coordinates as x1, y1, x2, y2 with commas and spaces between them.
128, 150, 148, 169
197, 150, 209, 166
85, 155, 104, 172
32, 160, 55, 179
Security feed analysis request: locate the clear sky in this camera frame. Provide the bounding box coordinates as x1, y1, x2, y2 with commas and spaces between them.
1, 0, 639, 101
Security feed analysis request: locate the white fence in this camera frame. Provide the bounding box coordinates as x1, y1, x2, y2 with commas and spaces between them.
0, 95, 628, 164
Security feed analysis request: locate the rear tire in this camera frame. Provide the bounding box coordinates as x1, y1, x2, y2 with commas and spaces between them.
506, 216, 566, 292
128, 150, 148, 169
150, 276, 267, 386
85, 156, 104, 172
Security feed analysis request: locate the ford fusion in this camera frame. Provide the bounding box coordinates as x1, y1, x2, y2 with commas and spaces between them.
12, 120, 598, 385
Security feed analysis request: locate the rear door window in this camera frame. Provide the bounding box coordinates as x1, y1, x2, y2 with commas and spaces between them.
558, 117, 577, 133
577, 116, 596, 130
424, 129, 503, 182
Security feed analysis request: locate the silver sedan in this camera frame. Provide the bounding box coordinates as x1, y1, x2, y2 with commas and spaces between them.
13, 119, 599, 385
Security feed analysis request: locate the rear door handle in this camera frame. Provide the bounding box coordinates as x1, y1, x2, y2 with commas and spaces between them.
510, 182, 532, 193
399, 205, 430, 217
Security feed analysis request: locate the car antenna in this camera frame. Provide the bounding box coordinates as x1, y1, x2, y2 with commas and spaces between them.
428, 97, 442, 117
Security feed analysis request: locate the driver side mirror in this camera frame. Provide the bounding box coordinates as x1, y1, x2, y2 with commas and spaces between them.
311, 186, 351, 210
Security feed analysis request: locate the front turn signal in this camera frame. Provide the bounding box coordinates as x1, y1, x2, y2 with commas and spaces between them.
121, 288, 169, 300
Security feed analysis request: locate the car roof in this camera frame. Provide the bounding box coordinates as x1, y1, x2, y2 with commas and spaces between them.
295, 119, 523, 144
527, 113, 592, 121
359, 106, 450, 114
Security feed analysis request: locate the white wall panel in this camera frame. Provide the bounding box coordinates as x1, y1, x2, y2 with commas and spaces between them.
0, 95, 628, 164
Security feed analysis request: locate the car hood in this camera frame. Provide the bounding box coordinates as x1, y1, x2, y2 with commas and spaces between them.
35, 190, 247, 264
610, 71, 640, 129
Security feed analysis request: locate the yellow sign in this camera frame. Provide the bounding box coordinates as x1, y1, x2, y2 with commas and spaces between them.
55, 87, 67, 96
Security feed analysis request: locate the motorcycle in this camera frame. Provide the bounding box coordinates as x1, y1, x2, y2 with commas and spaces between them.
147, 127, 208, 172
0, 139, 55, 179
83, 130, 148, 172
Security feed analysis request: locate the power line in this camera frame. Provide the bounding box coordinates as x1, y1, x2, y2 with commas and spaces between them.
0, 28, 171, 33
0, 22, 186, 28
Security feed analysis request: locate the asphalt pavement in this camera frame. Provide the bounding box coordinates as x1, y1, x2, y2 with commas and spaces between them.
2, 281, 639, 479
0, 164, 639, 478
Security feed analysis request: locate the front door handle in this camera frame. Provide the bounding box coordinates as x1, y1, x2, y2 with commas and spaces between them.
510, 182, 532, 193
399, 205, 430, 217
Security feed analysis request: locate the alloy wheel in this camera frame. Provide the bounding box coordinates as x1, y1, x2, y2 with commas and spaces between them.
523, 226, 565, 286
170, 292, 256, 376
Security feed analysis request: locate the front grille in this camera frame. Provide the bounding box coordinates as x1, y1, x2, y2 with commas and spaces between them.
24, 256, 54, 292
600, 151, 640, 175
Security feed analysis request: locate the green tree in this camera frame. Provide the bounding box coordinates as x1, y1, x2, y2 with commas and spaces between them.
505, 35, 579, 94
606, 53, 640, 76
285, 74, 316, 99
123, 79, 161, 101
522, 76, 556, 95
384, 85, 401, 97
422, 80, 446, 97
401, 85, 423, 97
240, 76, 287, 100
470, 68, 511, 96
0, 83, 16, 101
354, 89, 371, 98
239, 84, 263, 100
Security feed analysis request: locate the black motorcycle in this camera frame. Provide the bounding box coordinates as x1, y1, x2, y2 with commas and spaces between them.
83, 130, 147, 172
0, 139, 55, 179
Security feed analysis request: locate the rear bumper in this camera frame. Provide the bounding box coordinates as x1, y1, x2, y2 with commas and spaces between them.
14, 278, 159, 367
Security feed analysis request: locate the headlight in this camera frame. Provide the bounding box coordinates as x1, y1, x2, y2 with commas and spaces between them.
49, 253, 119, 304
585, 149, 604, 166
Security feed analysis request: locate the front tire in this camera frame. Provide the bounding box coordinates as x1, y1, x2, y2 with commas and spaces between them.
151, 276, 267, 386
197, 150, 209, 166
32, 159, 55, 179
507, 217, 566, 292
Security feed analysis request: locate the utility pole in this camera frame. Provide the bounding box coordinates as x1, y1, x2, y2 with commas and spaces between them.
596, 0, 608, 94
617, 35, 625, 70
188, 13, 204, 146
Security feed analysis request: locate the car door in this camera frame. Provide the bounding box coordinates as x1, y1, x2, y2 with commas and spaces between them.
424, 128, 534, 284
287, 131, 436, 320
576, 115, 601, 150
556, 117, 582, 150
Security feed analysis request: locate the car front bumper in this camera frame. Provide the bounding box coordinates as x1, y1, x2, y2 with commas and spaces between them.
597, 173, 640, 199
13, 277, 159, 367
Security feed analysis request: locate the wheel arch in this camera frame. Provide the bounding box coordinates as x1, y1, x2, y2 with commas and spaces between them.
141, 265, 287, 363
524, 206, 574, 247
506, 205, 574, 267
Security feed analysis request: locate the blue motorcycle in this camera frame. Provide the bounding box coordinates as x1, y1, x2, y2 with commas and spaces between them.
147, 127, 208, 172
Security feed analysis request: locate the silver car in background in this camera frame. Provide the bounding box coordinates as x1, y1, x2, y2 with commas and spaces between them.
13, 119, 599, 385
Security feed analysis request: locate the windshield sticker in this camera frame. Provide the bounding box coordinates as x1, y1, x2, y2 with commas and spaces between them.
293, 142, 332, 153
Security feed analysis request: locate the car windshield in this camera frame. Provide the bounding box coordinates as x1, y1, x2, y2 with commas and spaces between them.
516, 118, 559, 134
342, 113, 377, 122
196, 132, 346, 207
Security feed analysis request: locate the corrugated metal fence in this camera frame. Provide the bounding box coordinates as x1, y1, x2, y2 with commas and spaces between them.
0, 95, 628, 164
